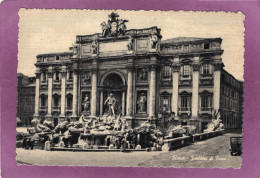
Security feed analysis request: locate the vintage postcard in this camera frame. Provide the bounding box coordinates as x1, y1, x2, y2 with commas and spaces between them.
16, 9, 245, 168
15, 9, 245, 168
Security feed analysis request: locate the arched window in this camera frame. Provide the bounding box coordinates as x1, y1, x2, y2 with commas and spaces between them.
163, 66, 172, 79
54, 71, 60, 81
53, 94, 60, 107
179, 91, 191, 109
40, 94, 47, 107
160, 91, 171, 111
180, 59, 192, 83
66, 94, 73, 109
41, 70, 47, 83
161, 65, 172, 83
68, 70, 73, 81
201, 63, 212, 75
200, 90, 213, 109
182, 65, 190, 76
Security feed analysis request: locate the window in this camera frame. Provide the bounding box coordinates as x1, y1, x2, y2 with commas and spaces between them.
201, 63, 212, 75
231, 91, 235, 98
162, 65, 172, 79
40, 95, 47, 107
67, 94, 73, 108
182, 65, 190, 77
204, 43, 210, 49
201, 96, 212, 108
56, 56, 60, 60
68, 70, 73, 80
181, 96, 189, 108
160, 92, 171, 111
179, 91, 191, 110
163, 96, 169, 107
41, 71, 47, 82
53, 95, 60, 107
55, 71, 60, 81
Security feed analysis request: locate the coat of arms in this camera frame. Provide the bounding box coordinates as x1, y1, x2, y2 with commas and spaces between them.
100, 12, 128, 37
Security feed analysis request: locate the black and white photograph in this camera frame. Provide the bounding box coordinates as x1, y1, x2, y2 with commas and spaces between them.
16, 9, 244, 168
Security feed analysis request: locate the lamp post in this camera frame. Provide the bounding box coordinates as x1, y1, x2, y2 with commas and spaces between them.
162, 104, 167, 129
158, 105, 175, 137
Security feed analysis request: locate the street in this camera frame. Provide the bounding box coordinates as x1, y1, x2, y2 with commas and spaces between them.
16, 132, 242, 168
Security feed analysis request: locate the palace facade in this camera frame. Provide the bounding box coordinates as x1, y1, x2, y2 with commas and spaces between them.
33, 13, 243, 132
17, 73, 36, 126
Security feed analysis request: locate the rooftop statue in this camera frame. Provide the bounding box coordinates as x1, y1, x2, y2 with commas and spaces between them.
100, 12, 128, 37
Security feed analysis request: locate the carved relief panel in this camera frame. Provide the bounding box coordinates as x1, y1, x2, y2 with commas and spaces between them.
81, 71, 91, 85
136, 68, 148, 83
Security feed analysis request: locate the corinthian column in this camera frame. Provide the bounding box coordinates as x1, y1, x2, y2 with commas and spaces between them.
126, 66, 134, 118
192, 64, 200, 118
71, 69, 78, 118
149, 64, 157, 118
213, 63, 223, 111
33, 71, 40, 118
90, 67, 98, 117
100, 89, 104, 116
46, 67, 53, 118
171, 64, 180, 117
122, 91, 126, 116
60, 66, 66, 118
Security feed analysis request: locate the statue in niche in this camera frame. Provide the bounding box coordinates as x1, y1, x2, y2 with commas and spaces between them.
91, 40, 98, 54
82, 72, 91, 84
127, 36, 134, 51
137, 93, 147, 113
104, 93, 116, 116
82, 94, 90, 112
150, 35, 158, 49
138, 68, 147, 81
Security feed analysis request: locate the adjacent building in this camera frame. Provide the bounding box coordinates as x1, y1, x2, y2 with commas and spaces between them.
32, 12, 243, 132
17, 73, 36, 126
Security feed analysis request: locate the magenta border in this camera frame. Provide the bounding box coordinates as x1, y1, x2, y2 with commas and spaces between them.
1, 0, 260, 177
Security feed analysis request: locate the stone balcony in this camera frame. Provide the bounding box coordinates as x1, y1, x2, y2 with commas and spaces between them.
39, 106, 47, 112
200, 74, 213, 85
52, 106, 61, 112
66, 106, 73, 112
53, 81, 61, 89
178, 107, 191, 116
179, 75, 192, 85
199, 107, 212, 115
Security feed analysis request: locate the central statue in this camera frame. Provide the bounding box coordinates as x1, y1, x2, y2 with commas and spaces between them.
100, 12, 128, 37
104, 93, 117, 116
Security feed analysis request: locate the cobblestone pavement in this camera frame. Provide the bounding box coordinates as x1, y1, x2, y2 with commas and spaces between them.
16, 132, 242, 168
138, 132, 242, 168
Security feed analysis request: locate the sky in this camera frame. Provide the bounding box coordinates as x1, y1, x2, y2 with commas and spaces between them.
18, 9, 245, 80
